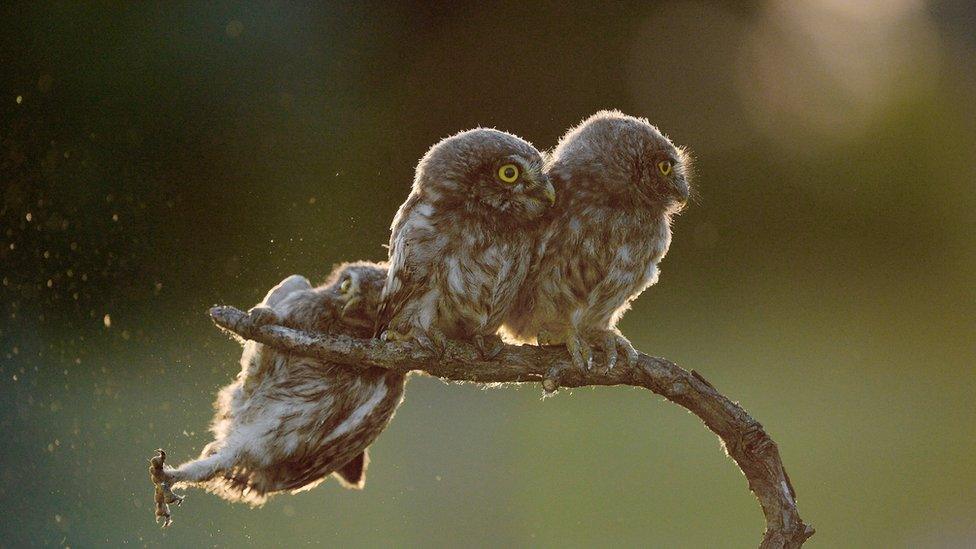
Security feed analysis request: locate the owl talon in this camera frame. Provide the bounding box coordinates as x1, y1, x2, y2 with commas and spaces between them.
565, 334, 593, 372
622, 340, 639, 369
473, 334, 504, 360
419, 328, 448, 357
413, 334, 444, 357
612, 332, 638, 370
590, 330, 637, 372
539, 330, 593, 371
600, 331, 619, 371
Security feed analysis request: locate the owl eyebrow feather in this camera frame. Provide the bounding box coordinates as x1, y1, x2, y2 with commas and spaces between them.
205, 305, 815, 548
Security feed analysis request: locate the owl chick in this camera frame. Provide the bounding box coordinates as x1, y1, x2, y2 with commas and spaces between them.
376, 128, 556, 356
503, 111, 691, 371
155, 262, 406, 514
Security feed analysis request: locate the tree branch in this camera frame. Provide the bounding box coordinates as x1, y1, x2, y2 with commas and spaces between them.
209, 305, 814, 548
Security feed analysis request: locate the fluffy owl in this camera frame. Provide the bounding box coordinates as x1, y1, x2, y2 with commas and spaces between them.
154, 262, 406, 516
376, 128, 556, 356
503, 110, 691, 371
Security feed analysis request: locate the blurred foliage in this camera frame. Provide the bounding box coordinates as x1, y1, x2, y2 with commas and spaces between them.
1, 1, 974, 547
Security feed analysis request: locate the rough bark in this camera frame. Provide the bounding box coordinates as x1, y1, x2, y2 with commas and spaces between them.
209, 305, 815, 548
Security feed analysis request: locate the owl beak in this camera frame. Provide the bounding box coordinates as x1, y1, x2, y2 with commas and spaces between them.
673, 178, 690, 204
537, 178, 556, 206
341, 295, 362, 318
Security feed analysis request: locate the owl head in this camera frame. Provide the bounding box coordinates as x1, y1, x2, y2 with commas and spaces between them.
414, 128, 556, 223
551, 110, 692, 215
323, 261, 389, 334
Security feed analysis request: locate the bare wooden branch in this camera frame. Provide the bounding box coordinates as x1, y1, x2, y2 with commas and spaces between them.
209, 305, 815, 548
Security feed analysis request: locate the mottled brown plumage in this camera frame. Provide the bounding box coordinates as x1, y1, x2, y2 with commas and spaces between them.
376, 128, 555, 356
159, 262, 406, 507
503, 111, 691, 371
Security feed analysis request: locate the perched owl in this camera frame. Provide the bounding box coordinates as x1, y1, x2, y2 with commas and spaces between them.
503, 111, 691, 371
156, 262, 406, 510
376, 128, 556, 356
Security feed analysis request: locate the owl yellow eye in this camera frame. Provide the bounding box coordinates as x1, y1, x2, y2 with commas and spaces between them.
340, 278, 352, 294
657, 160, 673, 176
498, 164, 520, 183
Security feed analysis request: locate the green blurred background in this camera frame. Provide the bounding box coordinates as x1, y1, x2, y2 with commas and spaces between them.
2, 1, 974, 547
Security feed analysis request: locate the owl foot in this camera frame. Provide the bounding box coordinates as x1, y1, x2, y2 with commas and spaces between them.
149, 449, 185, 528
565, 334, 594, 372
246, 306, 280, 327
591, 330, 638, 372
415, 329, 448, 357
538, 329, 593, 372
473, 334, 504, 360
382, 327, 447, 358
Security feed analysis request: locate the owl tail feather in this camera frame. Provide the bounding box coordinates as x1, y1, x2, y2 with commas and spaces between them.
332, 450, 369, 490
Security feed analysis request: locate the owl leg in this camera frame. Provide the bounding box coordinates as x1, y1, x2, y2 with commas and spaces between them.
166, 451, 235, 485
473, 333, 504, 360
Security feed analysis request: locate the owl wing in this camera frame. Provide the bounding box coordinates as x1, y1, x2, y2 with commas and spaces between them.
577, 222, 654, 329
374, 195, 434, 336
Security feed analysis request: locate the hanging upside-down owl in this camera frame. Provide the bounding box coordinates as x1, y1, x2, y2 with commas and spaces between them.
152, 261, 404, 523
376, 128, 556, 356
503, 110, 691, 371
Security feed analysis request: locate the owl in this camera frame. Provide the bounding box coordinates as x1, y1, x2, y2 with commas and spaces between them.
502, 110, 691, 371
376, 128, 556, 357
156, 261, 406, 511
